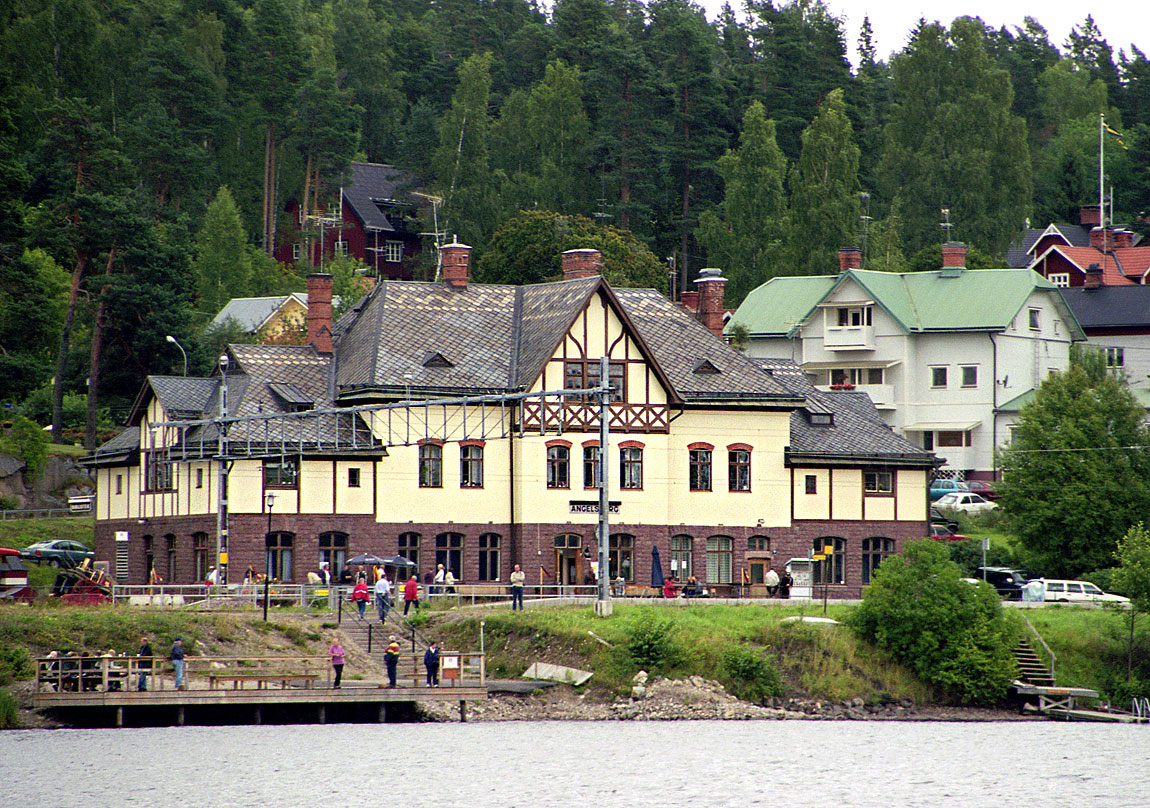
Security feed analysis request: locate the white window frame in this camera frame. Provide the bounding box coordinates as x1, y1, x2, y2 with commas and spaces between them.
930, 366, 947, 388
1048, 273, 1069, 288
385, 240, 403, 262
961, 365, 978, 388
1028, 308, 1040, 331
1105, 347, 1125, 369
334, 239, 348, 256
291, 243, 302, 261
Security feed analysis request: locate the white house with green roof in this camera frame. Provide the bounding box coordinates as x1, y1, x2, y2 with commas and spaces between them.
727, 246, 1085, 479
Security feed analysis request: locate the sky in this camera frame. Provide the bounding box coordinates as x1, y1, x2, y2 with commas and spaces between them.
697, 1, 1147, 67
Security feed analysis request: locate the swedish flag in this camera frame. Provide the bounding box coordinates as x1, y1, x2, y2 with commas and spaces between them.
1104, 120, 1128, 150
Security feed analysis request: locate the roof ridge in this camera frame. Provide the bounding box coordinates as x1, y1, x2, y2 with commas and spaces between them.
508, 287, 524, 387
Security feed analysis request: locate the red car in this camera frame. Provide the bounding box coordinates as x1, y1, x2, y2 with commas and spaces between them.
965, 481, 999, 500
929, 524, 970, 542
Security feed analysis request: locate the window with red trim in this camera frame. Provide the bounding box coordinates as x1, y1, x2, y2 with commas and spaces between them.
689, 448, 712, 491
461, 444, 483, 487
728, 448, 751, 492
620, 446, 643, 489
547, 445, 570, 489
419, 444, 442, 488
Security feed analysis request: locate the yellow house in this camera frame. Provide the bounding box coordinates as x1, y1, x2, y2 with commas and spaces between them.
88, 248, 936, 596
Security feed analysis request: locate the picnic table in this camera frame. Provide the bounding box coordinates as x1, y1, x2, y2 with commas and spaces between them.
209, 673, 320, 690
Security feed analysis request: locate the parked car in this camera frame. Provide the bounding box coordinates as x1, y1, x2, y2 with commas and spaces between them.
976, 567, 1030, 600
929, 524, 969, 542
19, 540, 94, 568
929, 479, 970, 501
965, 480, 999, 500
930, 507, 959, 531
934, 492, 997, 514
1035, 579, 1130, 604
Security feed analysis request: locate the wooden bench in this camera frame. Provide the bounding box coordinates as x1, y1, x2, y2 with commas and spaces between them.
208, 673, 320, 690
623, 585, 660, 597
444, 584, 506, 597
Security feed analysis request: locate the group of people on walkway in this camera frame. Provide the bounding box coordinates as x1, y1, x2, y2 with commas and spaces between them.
330, 636, 442, 689
41, 636, 185, 692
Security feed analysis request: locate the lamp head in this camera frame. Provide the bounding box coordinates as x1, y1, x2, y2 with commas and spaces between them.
219, 353, 229, 372
265, 492, 276, 509
165, 335, 177, 345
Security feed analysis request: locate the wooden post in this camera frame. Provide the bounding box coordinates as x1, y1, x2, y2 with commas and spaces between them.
115, 706, 123, 728
459, 700, 467, 722
378, 703, 387, 723
254, 706, 261, 725
318, 705, 326, 724
177, 706, 185, 726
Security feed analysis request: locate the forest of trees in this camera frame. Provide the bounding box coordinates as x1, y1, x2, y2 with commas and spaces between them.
2, 0, 1150, 445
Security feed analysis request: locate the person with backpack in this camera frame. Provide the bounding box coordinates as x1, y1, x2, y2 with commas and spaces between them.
384, 635, 400, 688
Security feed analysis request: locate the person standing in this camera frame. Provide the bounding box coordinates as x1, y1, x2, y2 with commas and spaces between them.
433, 564, 446, 596
375, 573, 392, 623
352, 575, 370, 618
384, 635, 400, 688
779, 569, 793, 599
510, 563, 525, 611
329, 639, 346, 689
444, 569, 456, 594
169, 637, 185, 690
403, 574, 419, 615
137, 637, 153, 692
764, 567, 780, 598
423, 641, 440, 687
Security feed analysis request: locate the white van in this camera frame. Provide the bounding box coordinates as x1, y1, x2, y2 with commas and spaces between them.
1035, 579, 1129, 605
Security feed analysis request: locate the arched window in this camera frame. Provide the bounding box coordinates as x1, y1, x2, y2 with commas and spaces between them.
419, 443, 443, 488
266, 531, 295, 581
547, 445, 570, 489
706, 535, 733, 583
609, 533, 634, 582
398, 532, 420, 571
192, 532, 208, 582
670, 535, 693, 579
862, 537, 895, 584
813, 537, 846, 585
319, 531, 348, 575
478, 533, 501, 581
165, 534, 177, 583
436, 532, 463, 580
143, 535, 154, 582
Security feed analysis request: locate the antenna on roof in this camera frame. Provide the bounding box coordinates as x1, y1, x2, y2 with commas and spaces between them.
859, 192, 872, 268
939, 208, 953, 242
412, 191, 446, 281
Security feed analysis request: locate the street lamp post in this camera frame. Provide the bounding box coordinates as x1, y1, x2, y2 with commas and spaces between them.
215, 353, 230, 591
165, 335, 188, 377
264, 492, 274, 621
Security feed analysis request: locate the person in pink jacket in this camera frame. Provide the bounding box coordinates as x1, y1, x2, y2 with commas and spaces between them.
329, 639, 345, 688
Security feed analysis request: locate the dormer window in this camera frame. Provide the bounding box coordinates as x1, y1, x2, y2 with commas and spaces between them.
268, 383, 314, 412
692, 359, 721, 375
836, 306, 872, 327
422, 351, 453, 368
808, 413, 833, 426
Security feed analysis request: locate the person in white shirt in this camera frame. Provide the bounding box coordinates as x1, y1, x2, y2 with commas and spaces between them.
375, 574, 392, 622
765, 567, 780, 598
433, 563, 446, 595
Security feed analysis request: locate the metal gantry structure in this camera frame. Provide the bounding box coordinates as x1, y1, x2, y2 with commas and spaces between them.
150, 372, 615, 606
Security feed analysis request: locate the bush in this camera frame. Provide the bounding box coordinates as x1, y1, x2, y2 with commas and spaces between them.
626, 611, 678, 673
0, 644, 32, 686
720, 644, 782, 704
0, 415, 48, 479
847, 539, 1019, 705
0, 690, 17, 728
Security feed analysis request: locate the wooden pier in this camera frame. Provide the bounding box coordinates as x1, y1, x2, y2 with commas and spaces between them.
1014, 681, 1149, 724
32, 653, 487, 727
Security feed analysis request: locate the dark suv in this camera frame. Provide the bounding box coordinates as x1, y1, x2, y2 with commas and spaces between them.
976, 567, 1030, 600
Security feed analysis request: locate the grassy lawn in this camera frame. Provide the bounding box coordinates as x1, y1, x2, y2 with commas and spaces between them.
46, 444, 89, 458
1022, 606, 1143, 699
0, 516, 94, 549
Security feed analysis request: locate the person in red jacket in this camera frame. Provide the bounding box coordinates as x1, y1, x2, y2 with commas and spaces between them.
351, 575, 370, 618
403, 574, 420, 615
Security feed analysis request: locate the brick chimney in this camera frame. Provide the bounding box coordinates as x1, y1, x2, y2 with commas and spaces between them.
1080, 206, 1101, 227
441, 242, 471, 290
1084, 263, 1103, 290
680, 290, 699, 314
306, 273, 333, 354
696, 268, 727, 339
941, 241, 967, 269
562, 248, 602, 280
1113, 228, 1133, 249
838, 247, 862, 272
1090, 227, 1108, 250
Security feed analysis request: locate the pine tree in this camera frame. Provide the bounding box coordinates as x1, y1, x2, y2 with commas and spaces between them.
696, 101, 787, 303
193, 187, 252, 315
785, 88, 861, 276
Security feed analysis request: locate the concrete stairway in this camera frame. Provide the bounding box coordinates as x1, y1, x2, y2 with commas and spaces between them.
337, 605, 430, 684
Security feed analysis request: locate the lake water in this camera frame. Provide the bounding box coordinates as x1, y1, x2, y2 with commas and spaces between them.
4, 720, 1149, 807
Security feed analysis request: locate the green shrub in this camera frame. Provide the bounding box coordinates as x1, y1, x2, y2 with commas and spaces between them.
720, 644, 782, 704
0, 644, 32, 685
626, 611, 678, 673
0, 496, 16, 510
0, 690, 18, 728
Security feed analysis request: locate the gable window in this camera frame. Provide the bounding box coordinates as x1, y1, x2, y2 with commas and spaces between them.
265, 531, 294, 581
813, 537, 845, 585
728, 445, 751, 492
805, 475, 817, 495
419, 443, 443, 488
1106, 347, 1125, 370
319, 531, 348, 574
460, 443, 484, 488
565, 360, 625, 402
478, 533, 500, 581
547, 443, 570, 489
1028, 308, 1040, 331
961, 365, 978, 388
1049, 273, 1069, 288
706, 535, 733, 584
435, 532, 463, 580
145, 453, 174, 492
609, 533, 634, 582
620, 444, 643, 490
931, 366, 947, 388
399, 532, 420, 570
862, 537, 895, 584
385, 240, 403, 262
689, 447, 712, 491
264, 457, 298, 487
864, 470, 893, 495
670, 535, 692, 579
583, 444, 601, 489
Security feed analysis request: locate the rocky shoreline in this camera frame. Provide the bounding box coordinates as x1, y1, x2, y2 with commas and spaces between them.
418, 673, 1032, 723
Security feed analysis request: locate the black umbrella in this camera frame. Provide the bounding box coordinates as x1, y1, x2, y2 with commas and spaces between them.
651, 545, 665, 589
379, 555, 416, 569
346, 553, 388, 567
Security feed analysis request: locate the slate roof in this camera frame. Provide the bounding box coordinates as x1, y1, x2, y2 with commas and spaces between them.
334, 276, 801, 404
729, 268, 1085, 341
1059, 285, 1150, 329
342, 163, 418, 233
